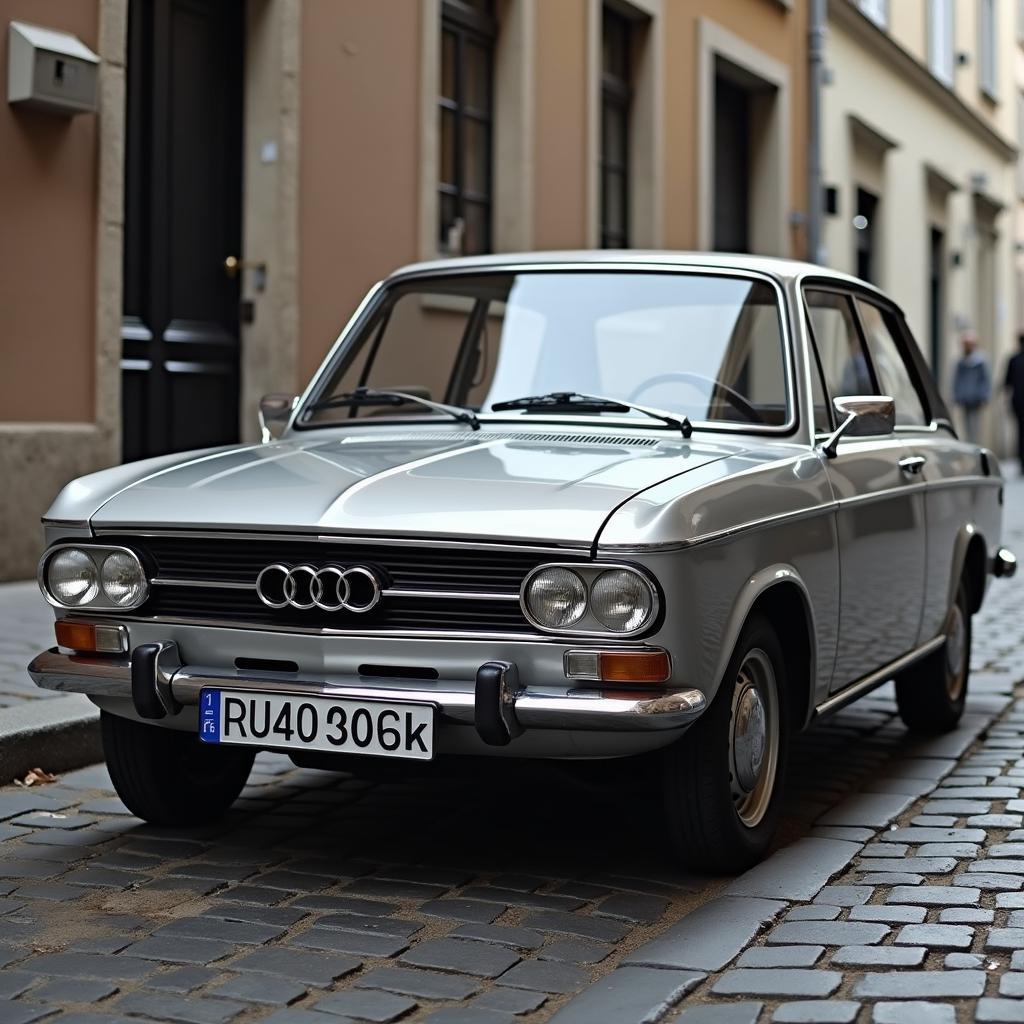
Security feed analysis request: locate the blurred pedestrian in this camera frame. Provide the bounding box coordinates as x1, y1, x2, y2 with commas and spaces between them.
1005, 333, 1024, 471
952, 330, 991, 444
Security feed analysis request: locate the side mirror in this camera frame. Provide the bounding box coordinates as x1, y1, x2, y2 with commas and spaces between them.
258, 393, 297, 443
819, 395, 895, 458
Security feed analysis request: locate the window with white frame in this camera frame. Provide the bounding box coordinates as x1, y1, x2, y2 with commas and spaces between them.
857, 0, 887, 29
928, 0, 954, 86
979, 0, 997, 99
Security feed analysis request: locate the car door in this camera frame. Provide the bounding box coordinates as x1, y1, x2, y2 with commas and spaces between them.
804, 287, 928, 692
860, 299, 978, 648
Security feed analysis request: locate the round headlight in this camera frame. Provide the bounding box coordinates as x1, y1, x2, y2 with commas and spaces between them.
47, 548, 99, 607
524, 568, 587, 628
590, 568, 653, 633
101, 551, 147, 607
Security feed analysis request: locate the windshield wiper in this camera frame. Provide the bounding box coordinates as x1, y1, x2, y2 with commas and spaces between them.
491, 391, 692, 438
306, 387, 480, 430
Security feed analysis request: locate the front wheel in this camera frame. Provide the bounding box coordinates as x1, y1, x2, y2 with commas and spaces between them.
661, 615, 789, 873
895, 581, 970, 734
102, 711, 255, 825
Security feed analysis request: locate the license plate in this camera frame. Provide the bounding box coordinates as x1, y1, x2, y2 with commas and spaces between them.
198, 689, 433, 760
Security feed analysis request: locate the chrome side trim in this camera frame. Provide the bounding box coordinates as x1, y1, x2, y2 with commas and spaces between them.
834, 482, 927, 507
923, 476, 1003, 492
92, 528, 589, 555
813, 636, 944, 718
42, 518, 91, 529
27, 648, 706, 733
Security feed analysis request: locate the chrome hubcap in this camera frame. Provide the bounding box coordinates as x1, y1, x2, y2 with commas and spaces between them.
733, 687, 767, 791
729, 649, 779, 829
945, 603, 967, 700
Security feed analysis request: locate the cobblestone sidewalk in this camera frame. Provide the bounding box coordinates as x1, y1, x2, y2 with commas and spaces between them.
0, 479, 1020, 1024
0, 581, 62, 707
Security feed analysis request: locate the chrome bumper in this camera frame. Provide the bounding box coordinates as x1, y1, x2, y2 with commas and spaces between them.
28, 647, 706, 734
992, 547, 1018, 579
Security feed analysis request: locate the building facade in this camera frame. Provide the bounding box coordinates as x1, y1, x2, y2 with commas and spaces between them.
0, 0, 809, 580
821, 0, 1018, 448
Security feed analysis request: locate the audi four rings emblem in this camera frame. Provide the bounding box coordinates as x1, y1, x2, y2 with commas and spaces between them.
256, 564, 383, 613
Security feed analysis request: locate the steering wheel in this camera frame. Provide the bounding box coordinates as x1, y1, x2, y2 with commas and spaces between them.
627, 372, 762, 424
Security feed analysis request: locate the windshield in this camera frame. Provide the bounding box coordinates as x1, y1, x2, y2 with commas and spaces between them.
298, 271, 791, 431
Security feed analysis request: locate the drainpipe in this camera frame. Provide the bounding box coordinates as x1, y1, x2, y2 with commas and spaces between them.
807, 0, 828, 265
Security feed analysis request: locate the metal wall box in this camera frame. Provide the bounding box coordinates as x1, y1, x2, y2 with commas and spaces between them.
7, 21, 99, 116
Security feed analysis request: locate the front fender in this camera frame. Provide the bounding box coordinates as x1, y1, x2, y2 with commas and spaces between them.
711, 564, 819, 729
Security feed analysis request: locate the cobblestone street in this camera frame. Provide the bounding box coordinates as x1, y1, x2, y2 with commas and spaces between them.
0, 476, 1022, 1024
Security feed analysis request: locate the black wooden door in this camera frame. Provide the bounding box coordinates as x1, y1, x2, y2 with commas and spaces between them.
713, 74, 751, 254
122, 0, 243, 462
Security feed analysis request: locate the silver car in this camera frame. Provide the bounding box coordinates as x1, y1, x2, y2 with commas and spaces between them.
29, 252, 1017, 870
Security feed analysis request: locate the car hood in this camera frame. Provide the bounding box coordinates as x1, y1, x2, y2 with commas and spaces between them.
62, 428, 752, 546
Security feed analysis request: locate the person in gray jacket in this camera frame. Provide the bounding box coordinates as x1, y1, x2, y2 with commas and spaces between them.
952, 330, 992, 444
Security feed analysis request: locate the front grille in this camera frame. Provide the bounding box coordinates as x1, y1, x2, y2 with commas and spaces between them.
100, 534, 586, 635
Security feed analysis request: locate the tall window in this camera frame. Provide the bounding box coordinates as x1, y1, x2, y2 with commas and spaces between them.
928, 0, 954, 86
600, 7, 631, 249
980, 0, 997, 99
439, 1, 496, 256
857, 0, 887, 29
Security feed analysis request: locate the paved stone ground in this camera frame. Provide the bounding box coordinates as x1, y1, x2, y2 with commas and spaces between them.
0, 582, 63, 707
0, 477, 1021, 1024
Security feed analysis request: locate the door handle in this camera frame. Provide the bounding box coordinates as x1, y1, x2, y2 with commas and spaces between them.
898, 455, 926, 476
224, 256, 267, 291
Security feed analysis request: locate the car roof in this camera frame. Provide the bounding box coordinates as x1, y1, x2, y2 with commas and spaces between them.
386, 250, 891, 302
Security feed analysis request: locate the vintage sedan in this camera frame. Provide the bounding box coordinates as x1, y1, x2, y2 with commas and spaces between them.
30, 252, 1017, 870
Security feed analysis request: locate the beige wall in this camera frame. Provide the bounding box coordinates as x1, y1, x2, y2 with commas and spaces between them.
0, 0, 124, 581
296, 0, 423, 385
532, 0, 589, 249
0, 1, 99, 422
823, 3, 1017, 450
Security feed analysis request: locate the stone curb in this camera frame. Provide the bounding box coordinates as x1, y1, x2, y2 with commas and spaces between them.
0, 693, 101, 783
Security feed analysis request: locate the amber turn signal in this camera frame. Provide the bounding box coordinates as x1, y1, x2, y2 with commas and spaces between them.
55, 620, 127, 654
599, 651, 671, 683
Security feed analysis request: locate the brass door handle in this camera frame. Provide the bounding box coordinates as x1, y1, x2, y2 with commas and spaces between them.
224, 256, 267, 292
224, 255, 266, 279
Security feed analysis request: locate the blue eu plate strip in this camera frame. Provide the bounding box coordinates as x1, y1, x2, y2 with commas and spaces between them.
199, 688, 221, 744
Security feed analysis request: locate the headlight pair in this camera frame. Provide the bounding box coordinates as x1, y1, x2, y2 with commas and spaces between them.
521, 564, 658, 635
40, 546, 149, 610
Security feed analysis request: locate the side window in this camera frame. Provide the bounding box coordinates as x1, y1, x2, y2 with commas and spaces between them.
804, 289, 876, 405
855, 299, 928, 426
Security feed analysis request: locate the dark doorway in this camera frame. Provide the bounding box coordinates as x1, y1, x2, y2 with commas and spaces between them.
929, 226, 945, 373
121, 0, 244, 462
713, 73, 750, 253
854, 187, 878, 284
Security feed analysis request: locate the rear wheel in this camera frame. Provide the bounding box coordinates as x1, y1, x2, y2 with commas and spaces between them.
895, 581, 970, 734
661, 615, 789, 873
102, 711, 254, 825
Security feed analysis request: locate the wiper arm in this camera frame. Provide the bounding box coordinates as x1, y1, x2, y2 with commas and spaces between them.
306, 387, 480, 430
490, 391, 692, 438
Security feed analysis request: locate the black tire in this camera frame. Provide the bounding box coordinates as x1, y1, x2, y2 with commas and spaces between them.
895, 581, 970, 734
101, 711, 255, 825
661, 614, 789, 873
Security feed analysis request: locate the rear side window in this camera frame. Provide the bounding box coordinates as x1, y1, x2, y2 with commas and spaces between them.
854, 299, 928, 426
